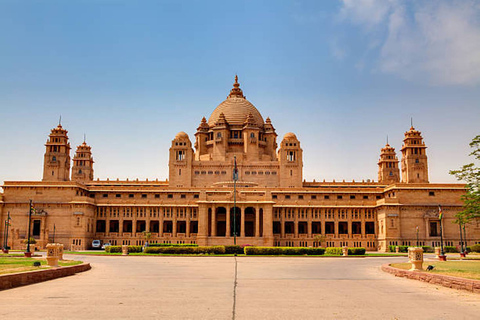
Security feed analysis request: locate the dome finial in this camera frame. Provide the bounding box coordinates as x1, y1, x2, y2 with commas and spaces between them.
229, 75, 244, 98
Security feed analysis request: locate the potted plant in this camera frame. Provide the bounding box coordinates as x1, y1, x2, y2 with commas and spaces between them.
23, 237, 36, 257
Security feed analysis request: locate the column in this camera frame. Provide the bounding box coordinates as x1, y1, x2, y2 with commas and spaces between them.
172, 207, 177, 237
262, 204, 274, 246
226, 205, 231, 238
159, 207, 164, 237
307, 208, 312, 238
281, 208, 285, 238
240, 206, 245, 238
196, 204, 209, 246
146, 207, 150, 232
294, 209, 298, 238
255, 206, 260, 238
186, 208, 191, 238
211, 206, 217, 237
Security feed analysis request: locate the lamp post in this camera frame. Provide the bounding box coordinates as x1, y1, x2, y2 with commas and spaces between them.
53, 224, 56, 243
3, 212, 11, 253
438, 205, 446, 261
25, 200, 33, 257
233, 156, 238, 246
459, 221, 465, 257
463, 224, 467, 254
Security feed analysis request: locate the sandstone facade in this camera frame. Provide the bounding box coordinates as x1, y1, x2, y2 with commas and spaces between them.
1, 77, 479, 251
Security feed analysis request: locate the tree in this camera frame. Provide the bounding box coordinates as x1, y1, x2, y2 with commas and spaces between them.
450, 135, 480, 223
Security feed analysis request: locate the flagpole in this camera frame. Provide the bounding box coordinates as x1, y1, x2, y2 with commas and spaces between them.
5, 212, 10, 251
53, 224, 56, 243
26, 200, 33, 255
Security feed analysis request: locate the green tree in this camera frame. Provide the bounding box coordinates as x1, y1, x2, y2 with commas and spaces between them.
450, 135, 480, 223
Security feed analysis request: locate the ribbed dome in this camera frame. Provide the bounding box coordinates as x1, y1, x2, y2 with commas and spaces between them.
208, 76, 264, 127
283, 132, 297, 140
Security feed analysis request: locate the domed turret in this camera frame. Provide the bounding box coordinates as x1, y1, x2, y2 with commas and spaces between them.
208, 76, 264, 128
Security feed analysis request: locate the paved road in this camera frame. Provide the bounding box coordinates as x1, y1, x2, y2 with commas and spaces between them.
0, 255, 479, 319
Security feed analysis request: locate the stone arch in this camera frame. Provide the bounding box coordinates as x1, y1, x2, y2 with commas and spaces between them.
244, 207, 256, 237
216, 207, 227, 236
230, 207, 241, 237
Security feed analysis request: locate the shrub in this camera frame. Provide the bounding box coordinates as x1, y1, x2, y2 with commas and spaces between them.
224, 245, 244, 254
105, 245, 122, 253
443, 246, 458, 253
325, 247, 342, 255
244, 247, 326, 255
23, 237, 37, 244
421, 246, 434, 253
148, 243, 198, 247
348, 247, 366, 255
144, 246, 225, 255
387, 245, 433, 253
468, 244, 480, 253
128, 245, 143, 253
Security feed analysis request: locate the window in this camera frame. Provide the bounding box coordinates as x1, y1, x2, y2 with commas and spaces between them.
272, 195, 278, 199
33, 220, 41, 236
285, 195, 291, 199
337, 195, 343, 200
287, 151, 295, 161
376, 196, 381, 199
116, 194, 121, 198
103, 194, 108, 198
350, 195, 355, 199
129, 194, 134, 198
298, 195, 304, 200
415, 158, 419, 163
155, 194, 160, 199
324, 195, 330, 200
176, 150, 185, 161
142, 194, 147, 199
217, 132, 222, 138
52, 156, 56, 162
168, 194, 173, 199
430, 221, 439, 236
193, 194, 199, 199
250, 132, 255, 138
311, 195, 317, 200
363, 195, 368, 199
429, 191, 435, 196
181, 194, 186, 199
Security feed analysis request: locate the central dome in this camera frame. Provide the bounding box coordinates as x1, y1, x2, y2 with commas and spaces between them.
208, 76, 264, 127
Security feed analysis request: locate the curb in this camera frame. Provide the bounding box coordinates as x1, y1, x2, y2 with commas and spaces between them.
0, 263, 91, 291
381, 263, 480, 293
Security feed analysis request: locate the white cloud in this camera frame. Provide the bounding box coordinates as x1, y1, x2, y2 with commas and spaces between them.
339, 0, 480, 86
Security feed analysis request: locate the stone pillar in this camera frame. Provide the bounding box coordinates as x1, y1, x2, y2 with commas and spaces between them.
262, 204, 274, 246
211, 207, 217, 237
186, 208, 191, 238
58, 243, 64, 260
435, 247, 441, 258
196, 204, 209, 246
172, 208, 177, 237
294, 209, 298, 238
122, 245, 129, 256
408, 247, 423, 271
226, 205, 231, 238
159, 208, 164, 237
46, 243, 60, 267
342, 246, 348, 256
255, 206, 260, 238
240, 207, 245, 238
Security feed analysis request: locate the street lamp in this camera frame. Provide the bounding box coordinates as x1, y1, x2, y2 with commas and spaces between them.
438, 205, 446, 261
233, 156, 238, 246
25, 200, 33, 257
415, 226, 419, 247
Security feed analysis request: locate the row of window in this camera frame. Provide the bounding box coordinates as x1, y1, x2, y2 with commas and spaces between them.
97, 207, 198, 219
100, 193, 199, 199
273, 194, 381, 200
272, 221, 376, 235
95, 219, 199, 234
274, 208, 376, 220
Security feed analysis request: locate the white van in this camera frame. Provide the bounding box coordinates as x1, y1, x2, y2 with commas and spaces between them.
92, 240, 102, 249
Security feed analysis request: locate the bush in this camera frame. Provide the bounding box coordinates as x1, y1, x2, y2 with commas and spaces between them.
443, 246, 458, 253
468, 244, 480, 253
244, 247, 326, 255
348, 247, 366, 255
144, 246, 225, 255
148, 243, 198, 247
105, 245, 142, 253
387, 245, 433, 253
325, 247, 342, 255
224, 245, 244, 254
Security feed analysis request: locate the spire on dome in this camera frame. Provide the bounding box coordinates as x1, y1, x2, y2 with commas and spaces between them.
228, 75, 245, 98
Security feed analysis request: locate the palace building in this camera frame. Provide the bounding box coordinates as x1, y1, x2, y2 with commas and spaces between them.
1, 77, 478, 251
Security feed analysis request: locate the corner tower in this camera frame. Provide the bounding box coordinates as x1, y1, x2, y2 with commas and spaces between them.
278, 133, 303, 188
401, 126, 429, 183
42, 123, 71, 181
378, 142, 400, 184
169, 132, 194, 187
72, 140, 94, 183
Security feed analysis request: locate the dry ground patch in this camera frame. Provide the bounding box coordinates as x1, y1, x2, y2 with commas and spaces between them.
390, 260, 480, 280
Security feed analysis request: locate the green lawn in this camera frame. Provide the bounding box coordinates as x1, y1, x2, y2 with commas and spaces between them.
390, 261, 480, 280
0, 257, 83, 275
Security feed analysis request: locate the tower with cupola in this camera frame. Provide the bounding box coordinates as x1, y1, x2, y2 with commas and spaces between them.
378, 141, 400, 184
42, 123, 71, 181
169, 132, 194, 187
72, 139, 94, 183
401, 126, 429, 183
278, 132, 303, 188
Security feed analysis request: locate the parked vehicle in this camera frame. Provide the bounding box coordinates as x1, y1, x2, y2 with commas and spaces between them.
92, 240, 102, 249
101, 242, 111, 250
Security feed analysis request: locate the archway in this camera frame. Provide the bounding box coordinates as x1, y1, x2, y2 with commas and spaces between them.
216, 207, 227, 236
230, 207, 241, 237
244, 207, 255, 237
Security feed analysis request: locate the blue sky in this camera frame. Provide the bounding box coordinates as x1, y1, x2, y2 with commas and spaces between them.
1, 0, 479, 185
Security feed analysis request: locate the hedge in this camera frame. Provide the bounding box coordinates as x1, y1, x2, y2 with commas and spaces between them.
105, 245, 143, 253
325, 247, 342, 255
348, 247, 366, 255
144, 246, 225, 254
224, 245, 245, 254
468, 244, 480, 253
148, 243, 198, 247
244, 247, 326, 255
388, 245, 433, 253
